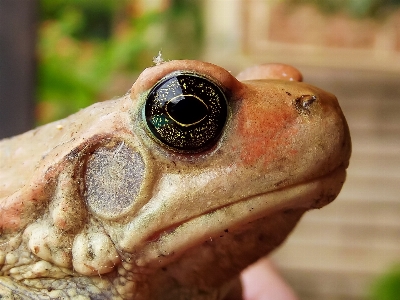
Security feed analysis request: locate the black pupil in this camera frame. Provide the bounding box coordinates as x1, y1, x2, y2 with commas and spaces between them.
145, 72, 227, 152
167, 95, 208, 125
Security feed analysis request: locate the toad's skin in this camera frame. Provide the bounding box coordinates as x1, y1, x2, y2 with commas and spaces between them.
0, 60, 351, 299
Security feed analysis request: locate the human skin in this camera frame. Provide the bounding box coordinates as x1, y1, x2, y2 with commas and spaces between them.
241, 259, 298, 300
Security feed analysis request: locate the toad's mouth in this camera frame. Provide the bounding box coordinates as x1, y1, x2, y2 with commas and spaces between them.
134, 166, 347, 267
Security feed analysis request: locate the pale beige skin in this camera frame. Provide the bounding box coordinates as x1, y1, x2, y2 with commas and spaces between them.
0, 60, 351, 299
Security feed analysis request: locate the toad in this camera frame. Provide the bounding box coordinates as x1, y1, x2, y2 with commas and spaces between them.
0, 60, 351, 299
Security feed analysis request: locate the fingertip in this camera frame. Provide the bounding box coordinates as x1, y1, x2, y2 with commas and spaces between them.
241, 258, 298, 300
236, 64, 303, 82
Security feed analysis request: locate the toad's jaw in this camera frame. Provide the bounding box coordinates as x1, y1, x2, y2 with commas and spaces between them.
134, 166, 347, 268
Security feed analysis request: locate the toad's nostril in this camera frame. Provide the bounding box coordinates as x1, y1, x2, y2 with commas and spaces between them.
302, 95, 317, 108
293, 95, 317, 115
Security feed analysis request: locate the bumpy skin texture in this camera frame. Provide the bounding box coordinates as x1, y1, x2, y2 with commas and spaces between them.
0, 60, 351, 299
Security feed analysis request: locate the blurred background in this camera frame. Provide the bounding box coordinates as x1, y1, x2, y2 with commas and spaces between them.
0, 0, 399, 299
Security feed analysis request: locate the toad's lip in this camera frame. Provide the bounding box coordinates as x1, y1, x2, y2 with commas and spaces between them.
134, 166, 347, 267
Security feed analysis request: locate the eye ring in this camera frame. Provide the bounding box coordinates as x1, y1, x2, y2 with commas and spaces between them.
144, 71, 228, 153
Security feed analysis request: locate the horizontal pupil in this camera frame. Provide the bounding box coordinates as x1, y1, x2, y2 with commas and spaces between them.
167, 95, 208, 125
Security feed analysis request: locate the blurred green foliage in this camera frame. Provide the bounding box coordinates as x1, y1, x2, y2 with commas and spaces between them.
369, 264, 400, 300
37, 0, 203, 124
286, 0, 400, 18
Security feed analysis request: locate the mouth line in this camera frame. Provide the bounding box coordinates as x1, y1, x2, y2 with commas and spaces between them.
136, 166, 347, 267
143, 185, 290, 244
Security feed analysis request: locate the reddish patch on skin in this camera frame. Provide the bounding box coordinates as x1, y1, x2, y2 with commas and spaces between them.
0, 158, 64, 232
0, 179, 49, 232
0, 200, 23, 231
53, 199, 70, 230
236, 99, 298, 167
54, 218, 67, 230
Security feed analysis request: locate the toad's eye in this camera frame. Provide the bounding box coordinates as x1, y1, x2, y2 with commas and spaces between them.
144, 71, 228, 152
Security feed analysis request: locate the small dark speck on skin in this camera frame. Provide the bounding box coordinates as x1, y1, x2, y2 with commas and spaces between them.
215, 149, 224, 156
32, 128, 40, 136
274, 179, 287, 188
258, 234, 266, 242
286, 91, 292, 96
88, 247, 95, 260
224, 229, 229, 233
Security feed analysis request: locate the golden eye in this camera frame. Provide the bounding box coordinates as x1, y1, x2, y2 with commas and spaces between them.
144, 71, 228, 153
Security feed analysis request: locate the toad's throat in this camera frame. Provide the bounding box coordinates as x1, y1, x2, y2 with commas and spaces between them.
135, 166, 347, 267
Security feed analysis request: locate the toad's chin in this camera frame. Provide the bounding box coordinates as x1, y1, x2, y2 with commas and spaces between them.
136, 166, 347, 268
